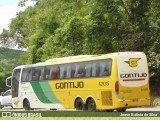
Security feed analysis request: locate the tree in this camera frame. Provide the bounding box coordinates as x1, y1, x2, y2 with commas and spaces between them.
0, 29, 11, 47
18, 0, 38, 7
0, 0, 159, 79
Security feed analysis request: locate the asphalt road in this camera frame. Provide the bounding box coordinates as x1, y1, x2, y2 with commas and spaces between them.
127, 107, 160, 111
1, 106, 160, 111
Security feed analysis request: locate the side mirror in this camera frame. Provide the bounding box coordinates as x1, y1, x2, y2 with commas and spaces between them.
6, 76, 12, 87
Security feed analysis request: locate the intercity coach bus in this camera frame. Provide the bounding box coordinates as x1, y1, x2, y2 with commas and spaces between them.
6, 52, 150, 111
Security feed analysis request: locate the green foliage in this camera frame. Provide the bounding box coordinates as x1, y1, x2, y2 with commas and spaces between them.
0, 0, 160, 80
0, 47, 26, 91
148, 40, 160, 80
0, 29, 10, 47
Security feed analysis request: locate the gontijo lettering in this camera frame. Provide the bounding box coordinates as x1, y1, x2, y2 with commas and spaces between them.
120, 73, 147, 78
55, 81, 84, 89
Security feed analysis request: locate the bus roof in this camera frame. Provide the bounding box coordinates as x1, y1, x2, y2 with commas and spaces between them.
13, 52, 144, 69
13, 65, 26, 70
115, 51, 144, 56
45, 55, 96, 62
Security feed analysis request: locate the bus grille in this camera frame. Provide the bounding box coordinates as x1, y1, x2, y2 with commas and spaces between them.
101, 91, 113, 106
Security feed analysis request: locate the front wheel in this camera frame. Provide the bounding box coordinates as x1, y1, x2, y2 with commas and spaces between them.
23, 99, 31, 110
87, 98, 96, 111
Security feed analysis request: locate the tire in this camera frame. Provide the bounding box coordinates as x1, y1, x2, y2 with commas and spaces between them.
23, 99, 31, 110
102, 110, 114, 112
0, 102, 3, 109
75, 99, 85, 110
87, 98, 96, 111
117, 109, 126, 112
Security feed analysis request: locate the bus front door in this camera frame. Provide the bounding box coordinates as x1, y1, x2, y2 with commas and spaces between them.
12, 69, 21, 108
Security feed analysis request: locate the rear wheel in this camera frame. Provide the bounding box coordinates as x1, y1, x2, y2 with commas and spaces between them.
23, 99, 31, 110
117, 109, 126, 112
87, 98, 96, 111
75, 98, 85, 110
102, 110, 114, 112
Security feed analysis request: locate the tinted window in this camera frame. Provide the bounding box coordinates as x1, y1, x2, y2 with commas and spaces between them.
13, 69, 21, 82
34, 65, 60, 80
99, 59, 112, 76
44, 66, 51, 80
66, 64, 71, 79
27, 58, 112, 81
60, 65, 67, 79
91, 62, 100, 77
50, 66, 60, 80
32, 67, 43, 81
73, 63, 85, 78
21, 68, 31, 82
85, 62, 92, 77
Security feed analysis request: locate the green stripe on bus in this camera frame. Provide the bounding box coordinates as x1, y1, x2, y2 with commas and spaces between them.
31, 82, 52, 103
39, 82, 60, 103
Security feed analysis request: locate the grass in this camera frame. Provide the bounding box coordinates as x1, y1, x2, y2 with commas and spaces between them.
1, 107, 160, 120
0, 110, 159, 120
0, 117, 160, 120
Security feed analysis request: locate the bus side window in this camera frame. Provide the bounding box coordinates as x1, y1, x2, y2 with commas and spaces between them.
66, 64, 71, 79
99, 60, 111, 76
85, 62, 92, 77
21, 68, 31, 82
105, 59, 112, 76
71, 64, 75, 78
32, 68, 37, 81
56, 66, 60, 79
29, 68, 32, 81
74, 63, 84, 78
60, 65, 66, 79
32, 67, 42, 81
44, 67, 50, 80
92, 62, 99, 77
79, 64, 85, 78
99, 62, 107, 76
40, 67, 45, 80
51, 66, 57, 80
79, 65, 85, 78
74, 64, 79, 78
37, 70, 41, 80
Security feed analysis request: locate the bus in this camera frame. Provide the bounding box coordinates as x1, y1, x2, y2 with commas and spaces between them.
6, 52, 150, 111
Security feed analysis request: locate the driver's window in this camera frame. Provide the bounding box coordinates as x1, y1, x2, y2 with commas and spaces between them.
13, 69, 21, 83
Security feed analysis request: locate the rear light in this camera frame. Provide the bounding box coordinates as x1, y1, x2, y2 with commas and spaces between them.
115, 81, 119, 98
115, 81, 119, 93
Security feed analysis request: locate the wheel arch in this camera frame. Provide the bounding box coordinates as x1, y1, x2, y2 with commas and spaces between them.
86, 96, 96, 105
23, 98, 28, 106
86, 96, 97, 110
74, 96, 85, 108
22, 97, 31, 108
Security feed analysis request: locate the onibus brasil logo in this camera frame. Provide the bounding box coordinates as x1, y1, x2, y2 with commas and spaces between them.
125, 58, 141, 67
